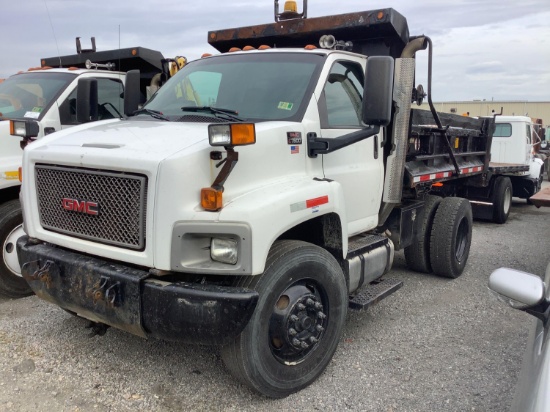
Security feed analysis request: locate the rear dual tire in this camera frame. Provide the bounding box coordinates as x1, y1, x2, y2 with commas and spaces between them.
405, 196, 473, 279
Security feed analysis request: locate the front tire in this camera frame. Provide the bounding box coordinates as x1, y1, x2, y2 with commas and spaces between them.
0, 200, 32, 298
492, 176, 513, 224
221, 240, 348, 398
429, 197, 473, 279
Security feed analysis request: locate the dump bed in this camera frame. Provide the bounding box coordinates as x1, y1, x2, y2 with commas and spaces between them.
208, 8, 410, 58
404, 109, 495, 188
41, 47, 165, 94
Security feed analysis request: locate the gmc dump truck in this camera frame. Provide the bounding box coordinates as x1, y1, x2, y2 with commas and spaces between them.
0, 38, 185, 297
17, 1, 505, 397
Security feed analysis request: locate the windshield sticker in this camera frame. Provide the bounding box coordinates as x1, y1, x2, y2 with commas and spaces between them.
31, 107, 43, 113
278, 102, 294, 111
24, 111, 40, 119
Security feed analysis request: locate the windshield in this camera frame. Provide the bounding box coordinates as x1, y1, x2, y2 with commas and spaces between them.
144, 52, 324, 122
0, 72, 75, 120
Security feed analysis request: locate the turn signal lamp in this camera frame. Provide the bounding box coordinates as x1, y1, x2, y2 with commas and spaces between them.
201, 187, 223, 211
208, 124, 256, 147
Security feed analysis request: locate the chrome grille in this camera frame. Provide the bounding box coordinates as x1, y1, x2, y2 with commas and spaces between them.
35, 165, 147, 250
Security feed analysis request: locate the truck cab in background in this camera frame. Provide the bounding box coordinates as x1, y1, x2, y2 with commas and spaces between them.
492, 116, 544, 197
0, 39, 182, 298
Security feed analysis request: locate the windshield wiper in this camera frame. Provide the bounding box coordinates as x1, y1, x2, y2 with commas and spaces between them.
181, 106, 243, 122
133, 108, 169, 121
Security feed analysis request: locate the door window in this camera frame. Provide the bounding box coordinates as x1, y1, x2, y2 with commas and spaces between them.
59, 78, 124, 125
320, 61, 364, 128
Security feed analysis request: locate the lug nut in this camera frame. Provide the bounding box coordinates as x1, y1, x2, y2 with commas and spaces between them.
316, 325, 324, 332
314, 302, 323, 310
317, 312, 326, 319
292, 338, 301, 346
290, 315, 299, 322
309, 336, 318, 344
297, 303, 306, 311
306, 298, 315, 307
300, 342, 309, 349
289, 328, 297, 336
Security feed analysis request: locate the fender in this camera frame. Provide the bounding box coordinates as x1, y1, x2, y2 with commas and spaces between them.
219, 176, 348, 275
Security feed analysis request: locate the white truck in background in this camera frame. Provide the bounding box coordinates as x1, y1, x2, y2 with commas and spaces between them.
0, 39, 184, 297
465, 115, 544, 222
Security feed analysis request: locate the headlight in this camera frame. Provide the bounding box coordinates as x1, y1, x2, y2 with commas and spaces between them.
211, 238, 238, 265
208, 123, 256, 147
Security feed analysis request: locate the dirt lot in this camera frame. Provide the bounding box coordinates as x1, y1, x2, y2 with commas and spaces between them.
1, 190, 549, 411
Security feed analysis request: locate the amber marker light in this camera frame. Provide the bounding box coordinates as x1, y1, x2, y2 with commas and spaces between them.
304, 45, 317, 50
377, 11, 385, 20
201, 187, 223, 211
18, 167, 23, 182
258, 45, 271, 50
228, 47, 242, 53
131, 49, 137, 56
432, 182, 444, 187
243, 46, 255, 51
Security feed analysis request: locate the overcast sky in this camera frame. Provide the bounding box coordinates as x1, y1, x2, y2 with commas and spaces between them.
2, 0, 549, 102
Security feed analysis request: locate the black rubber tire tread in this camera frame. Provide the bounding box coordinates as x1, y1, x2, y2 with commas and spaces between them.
404, 195, 442, 273
491, 176, 513, 224
429, 197, 473, 279
0, 199, 32, 298
220, 240, 347, 398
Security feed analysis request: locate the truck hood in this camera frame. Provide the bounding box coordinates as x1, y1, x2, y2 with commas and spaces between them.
30, 119, 210, 165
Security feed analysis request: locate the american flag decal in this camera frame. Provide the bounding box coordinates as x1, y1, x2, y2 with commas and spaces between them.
291, 146, 299, 154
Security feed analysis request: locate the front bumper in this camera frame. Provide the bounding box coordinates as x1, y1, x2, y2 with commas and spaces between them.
17, 236, 258, 345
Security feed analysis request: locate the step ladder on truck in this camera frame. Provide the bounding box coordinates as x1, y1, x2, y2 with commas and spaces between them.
15, 0, 518, 397
0, 37, 185, 297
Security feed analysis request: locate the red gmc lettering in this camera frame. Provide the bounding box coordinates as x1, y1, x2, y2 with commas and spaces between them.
61, 198, 99, 216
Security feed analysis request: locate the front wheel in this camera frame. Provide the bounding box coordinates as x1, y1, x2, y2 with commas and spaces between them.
429, 197, 473, 279
221, 240, 348, 398
0, 200, 33, 298
492, 176, 513, 224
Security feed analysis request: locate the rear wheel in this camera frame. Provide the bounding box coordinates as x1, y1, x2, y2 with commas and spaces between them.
221, 240, 347, 398
429, 197, 473, 279
0, 200, 32, 298
404, 195, 441, 273
492, 176, 513, 224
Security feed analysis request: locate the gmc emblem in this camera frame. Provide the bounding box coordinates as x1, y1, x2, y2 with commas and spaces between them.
62, 198, 99, 216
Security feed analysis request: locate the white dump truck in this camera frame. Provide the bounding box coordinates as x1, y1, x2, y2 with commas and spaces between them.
0, 39, 184, 297
15, 0, 519, 398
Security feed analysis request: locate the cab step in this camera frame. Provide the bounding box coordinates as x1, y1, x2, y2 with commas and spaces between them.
348, 277, 403, 310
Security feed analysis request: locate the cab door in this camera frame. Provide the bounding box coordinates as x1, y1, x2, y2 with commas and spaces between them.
317, 57, 384, 235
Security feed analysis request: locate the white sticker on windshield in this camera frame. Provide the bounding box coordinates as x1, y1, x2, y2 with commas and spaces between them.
24, 111, 40, 119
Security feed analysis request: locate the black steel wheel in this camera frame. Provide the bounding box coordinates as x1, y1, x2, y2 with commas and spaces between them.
221, 240, 347, 398
404, 195, 442, 273
429, 197, 473, 279
0, 200, 32, 298
491, 176, 513, 224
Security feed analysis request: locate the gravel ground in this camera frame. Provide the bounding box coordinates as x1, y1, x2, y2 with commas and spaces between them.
1, 187, 549, 411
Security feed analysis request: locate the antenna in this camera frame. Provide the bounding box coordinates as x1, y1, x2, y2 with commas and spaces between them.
43, 0, 62, 67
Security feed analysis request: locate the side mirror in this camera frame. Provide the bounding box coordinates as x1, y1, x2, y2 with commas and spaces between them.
76, 78, 98, 123
489, 267, 545, 308
362, 56, 394, 127
124, 70, 141, 116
